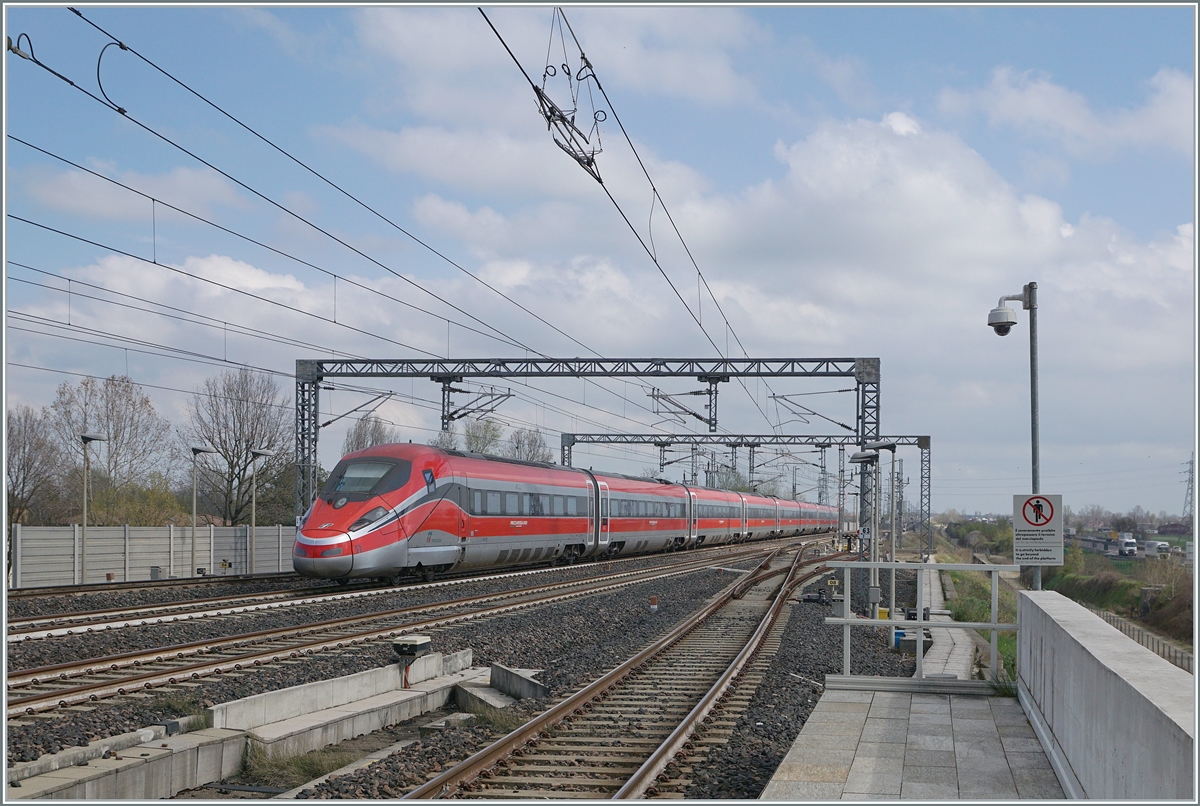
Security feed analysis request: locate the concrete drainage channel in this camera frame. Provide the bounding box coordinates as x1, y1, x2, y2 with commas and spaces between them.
7, 648, 544, 800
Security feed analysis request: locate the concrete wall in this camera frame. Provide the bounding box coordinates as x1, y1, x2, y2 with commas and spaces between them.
211, 650, 472, 730
1017, 591, 1193, 800
10, 524, 295, 587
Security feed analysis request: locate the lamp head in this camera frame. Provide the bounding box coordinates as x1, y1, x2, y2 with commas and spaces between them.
864, 440, 897, 453
849, 451, 879, 464
79, 433, 106, 444
191, 445, 218, 456
250, 449, 276, 460
988, 305, 1018, 336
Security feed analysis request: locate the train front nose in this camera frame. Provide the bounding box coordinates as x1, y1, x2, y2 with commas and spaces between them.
292, 533, 353, 578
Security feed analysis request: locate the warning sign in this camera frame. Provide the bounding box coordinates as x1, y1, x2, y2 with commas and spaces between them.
1013, 494, 1063, 565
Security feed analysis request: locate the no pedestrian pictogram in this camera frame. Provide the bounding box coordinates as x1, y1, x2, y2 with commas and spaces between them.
1013, 494, 1063, 566
1022, 496, 1054, 527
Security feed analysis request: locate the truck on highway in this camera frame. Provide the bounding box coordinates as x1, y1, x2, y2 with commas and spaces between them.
1118, 535, 1138, 556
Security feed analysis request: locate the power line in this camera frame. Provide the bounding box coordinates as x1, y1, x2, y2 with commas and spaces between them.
9, 35, 537, 355
8, 214, 442, 357
66, 6, 607, 360
9, 263, 366, 358
11, 21, 776, 446
8, 135, 529, 352
481, 7, 777, 432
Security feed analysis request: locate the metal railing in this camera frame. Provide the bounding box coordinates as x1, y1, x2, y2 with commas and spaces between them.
824, 560, 1019, 682
1082, 603, 1193, 674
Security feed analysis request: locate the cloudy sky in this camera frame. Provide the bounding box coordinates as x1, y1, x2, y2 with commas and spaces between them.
4, 5, 1196, 519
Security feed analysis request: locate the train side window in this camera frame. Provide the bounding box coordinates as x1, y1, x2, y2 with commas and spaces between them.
486, 491, 501, 515
567, 496, 578, 516
637, 501, 646, 517
539, 494, 550, 516
602, 497, 609, 517
553, 495, 565, 516
505, 492, 519, 515
523, 493, 536, 516
472, 490, 482, 515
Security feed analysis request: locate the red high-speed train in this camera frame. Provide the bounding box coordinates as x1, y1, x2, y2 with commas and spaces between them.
293, 443, 838, 583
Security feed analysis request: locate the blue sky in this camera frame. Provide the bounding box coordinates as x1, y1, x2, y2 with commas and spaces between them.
4, 5, 1196, 519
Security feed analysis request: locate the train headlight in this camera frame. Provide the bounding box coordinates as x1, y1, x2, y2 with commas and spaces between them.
320, 546, 344, 557
350, 506, 389, 531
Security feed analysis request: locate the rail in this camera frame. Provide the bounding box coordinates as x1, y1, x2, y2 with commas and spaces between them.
824, 561, 1019, 683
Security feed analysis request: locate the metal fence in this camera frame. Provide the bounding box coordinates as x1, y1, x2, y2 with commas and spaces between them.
8, 524, 297, 589
1082, 602, 1193, 674
825, 560, 1019, 684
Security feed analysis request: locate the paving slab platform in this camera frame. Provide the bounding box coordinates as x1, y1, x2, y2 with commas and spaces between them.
760, 690, 1065, 800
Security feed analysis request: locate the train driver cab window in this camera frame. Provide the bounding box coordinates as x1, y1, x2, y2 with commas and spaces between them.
472, 490, 482, 515
567, 496, 578, 516
321, 458, 411, 503
505, 492, 519, 515
553, 495, 565, 516
486, 491, 501, 515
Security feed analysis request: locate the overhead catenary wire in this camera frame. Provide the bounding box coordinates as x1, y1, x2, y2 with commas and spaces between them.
481, 7, 781, 433
8, 135, 529, 353
556, 8, 784, 433
9, 35, 540, 357
9, 108, 666, 437
13, 19, 798, 449
8, 214, 443, 358
66, 6, 608, 361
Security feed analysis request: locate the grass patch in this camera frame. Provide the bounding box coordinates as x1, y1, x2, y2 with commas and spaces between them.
458, 700, 527, 734
943, 563, 1018, 681
153, 692, 213, 731
987, 676, 1018, 697
236, 740, 357, 790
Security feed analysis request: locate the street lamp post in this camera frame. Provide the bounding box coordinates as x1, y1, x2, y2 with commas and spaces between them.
249, 449, 276, 575
79, 433, 107, 585
190, 445, 218, 577
850, 450, 880, 617
988, 281, 1040, 589
867, 441, 898, 638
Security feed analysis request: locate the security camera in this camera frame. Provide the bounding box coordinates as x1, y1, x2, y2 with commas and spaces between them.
988, 305, 1018, 337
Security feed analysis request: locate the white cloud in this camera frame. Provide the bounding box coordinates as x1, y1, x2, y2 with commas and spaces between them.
24, 164, 246, 220
938, 66, 1194, 158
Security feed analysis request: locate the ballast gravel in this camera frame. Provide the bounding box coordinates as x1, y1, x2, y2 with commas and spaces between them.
685, 570, 919, 799
6, 551, 743, 672
6, 560, 755, 767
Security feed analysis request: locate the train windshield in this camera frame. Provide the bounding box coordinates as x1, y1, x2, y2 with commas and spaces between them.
321, 459, 412, 501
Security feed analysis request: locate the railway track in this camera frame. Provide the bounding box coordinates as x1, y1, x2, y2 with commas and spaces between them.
7, 540, 811, 641
5, 571, 300, 599
7, 546, 811, 719
401, 550, 840, 799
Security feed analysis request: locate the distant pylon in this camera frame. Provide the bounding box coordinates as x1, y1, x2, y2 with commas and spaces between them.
1184, 453, 1194, 520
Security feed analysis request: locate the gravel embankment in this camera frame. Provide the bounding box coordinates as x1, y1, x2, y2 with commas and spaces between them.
7, 562, 753, 766
7, 554, 726, 672
6, 577, 333, 620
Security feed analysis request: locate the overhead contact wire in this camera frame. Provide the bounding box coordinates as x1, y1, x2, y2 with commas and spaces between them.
67, 7, 605, 361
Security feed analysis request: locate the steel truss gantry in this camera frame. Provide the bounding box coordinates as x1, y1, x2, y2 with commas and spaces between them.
560, 432, 929, 553
294, 357, 881, 519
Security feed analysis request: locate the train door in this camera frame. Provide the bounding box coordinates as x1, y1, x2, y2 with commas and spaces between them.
739, 494, 748, 539
688, 490, 698, 544
457, 485, 471, 566
597, 481, 611, 551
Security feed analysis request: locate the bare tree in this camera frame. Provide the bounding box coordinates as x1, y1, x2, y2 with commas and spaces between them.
47, 375, 172, 492
182, 369, 292, 526
504, 426, 553, 463
7, 405, 61, 527
342, 414, 401, 455
428, 426, 459, 451
463, 418, 504, 454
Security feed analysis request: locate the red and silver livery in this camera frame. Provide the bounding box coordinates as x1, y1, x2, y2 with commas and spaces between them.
293, 444, 837, 582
